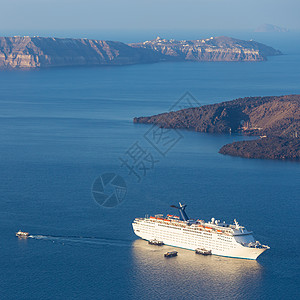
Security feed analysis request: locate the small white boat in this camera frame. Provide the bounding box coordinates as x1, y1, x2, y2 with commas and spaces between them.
16, 230, 29, 238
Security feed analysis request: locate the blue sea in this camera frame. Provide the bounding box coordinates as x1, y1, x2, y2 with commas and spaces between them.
0, 31, 299, 299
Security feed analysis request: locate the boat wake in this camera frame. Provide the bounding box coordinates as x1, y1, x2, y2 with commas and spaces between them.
28, 234, 131, 247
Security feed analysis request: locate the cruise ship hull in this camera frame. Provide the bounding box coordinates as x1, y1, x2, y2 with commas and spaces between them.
133, 221, 267, 260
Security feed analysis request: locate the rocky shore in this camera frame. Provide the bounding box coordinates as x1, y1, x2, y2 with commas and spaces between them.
219, 137, 300, 161
134, 95, 300, 161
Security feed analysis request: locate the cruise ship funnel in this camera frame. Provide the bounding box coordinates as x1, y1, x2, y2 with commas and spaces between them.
170, 203, 189, 221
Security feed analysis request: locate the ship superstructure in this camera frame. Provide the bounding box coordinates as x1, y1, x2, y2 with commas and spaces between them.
132, 203, 269, 260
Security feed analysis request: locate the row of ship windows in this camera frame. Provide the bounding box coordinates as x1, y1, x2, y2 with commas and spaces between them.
145, 230, 232, 243
156, 225, 214, 237
217, 236, 233, 241
155, 223, 231, 236
141, 228, 234, 244
159, 238, 232, 251
156, 224, 232, 239
145, 231, 233, 247
157, 224, 182, 230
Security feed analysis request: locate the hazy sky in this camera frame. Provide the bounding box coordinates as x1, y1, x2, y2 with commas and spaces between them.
1, 0, 299, 32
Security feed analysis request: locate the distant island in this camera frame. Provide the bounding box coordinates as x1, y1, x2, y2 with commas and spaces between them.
219, 137, 300, 160
134, 95, 300, 161
130, 36, 281, 62
255, 24, 289, 33
0, 36, 282, 69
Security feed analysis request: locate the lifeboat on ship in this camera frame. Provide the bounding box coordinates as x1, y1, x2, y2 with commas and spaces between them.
195, 248, 212, 256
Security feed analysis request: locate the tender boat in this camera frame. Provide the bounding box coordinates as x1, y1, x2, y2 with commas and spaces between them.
195, 248, 212, 255
164, 251, 178, 257
148, 239, 164, 246
16, 230, 29, 238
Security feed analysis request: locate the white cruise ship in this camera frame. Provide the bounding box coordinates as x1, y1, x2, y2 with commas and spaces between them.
132, 203, 269, 260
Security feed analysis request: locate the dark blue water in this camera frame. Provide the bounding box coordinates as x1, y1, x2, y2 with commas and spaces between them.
0, 33, 300, 299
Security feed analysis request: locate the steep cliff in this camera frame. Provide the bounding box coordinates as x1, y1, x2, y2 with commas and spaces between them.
0, 36, 161, 69
0, 36, 282, 69
130, 36, 282, 62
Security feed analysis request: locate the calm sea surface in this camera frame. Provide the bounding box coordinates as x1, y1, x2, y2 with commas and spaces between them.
0, 33, 299, 299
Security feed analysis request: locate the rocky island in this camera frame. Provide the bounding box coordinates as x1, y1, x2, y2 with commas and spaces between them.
255, 24, 289, 33
219, 137, 300, 160
130, 36, 281, 62
0, 37, 161, 69
0, 36, 281, 69
134, 95, 300, 161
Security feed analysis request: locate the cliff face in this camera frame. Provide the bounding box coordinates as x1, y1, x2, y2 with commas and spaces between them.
0, 36, 162, 69
134, 95, 300, 161
134, 95, 300, 137
130, 36, 282, 62
0, 36, 282, 69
